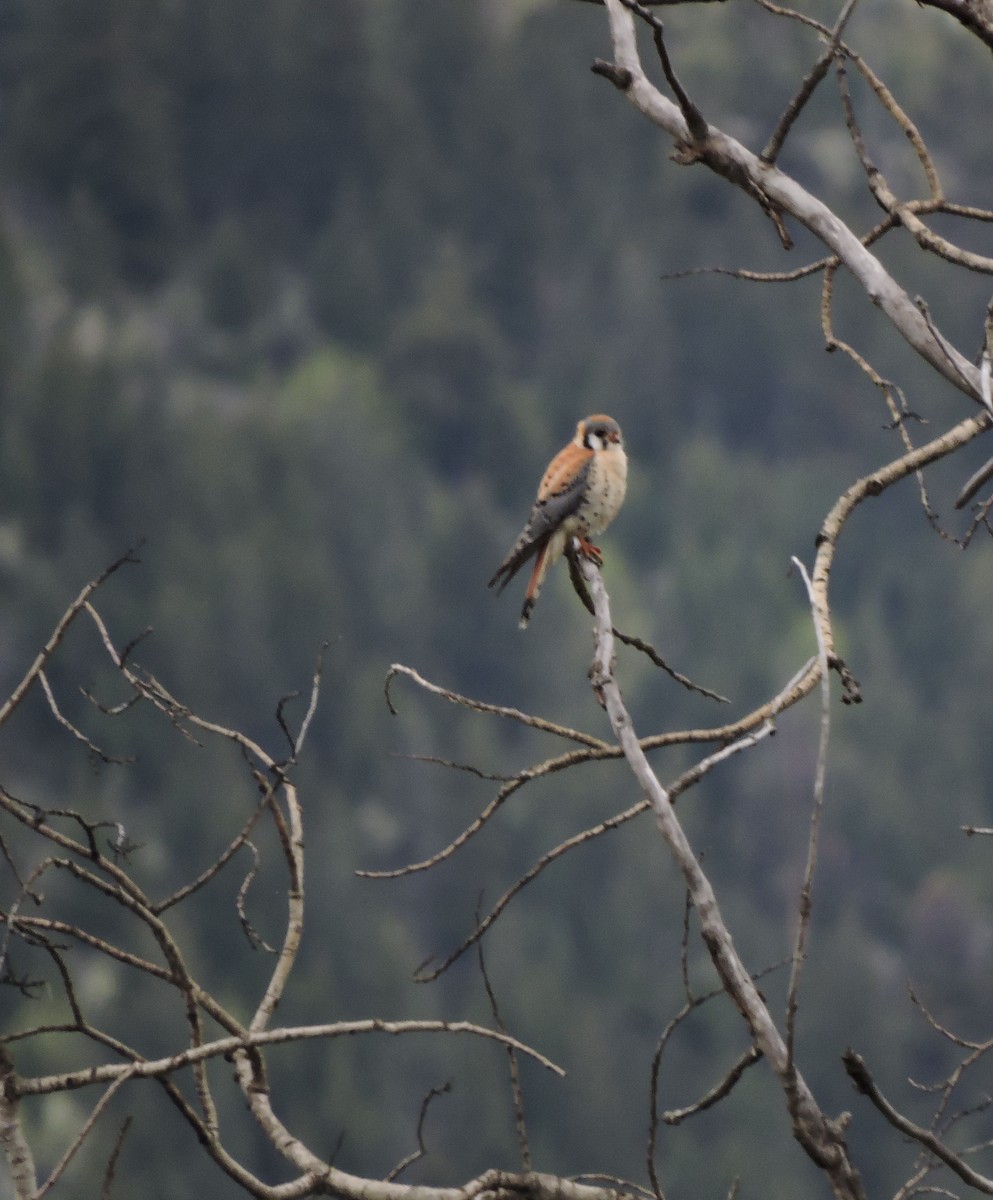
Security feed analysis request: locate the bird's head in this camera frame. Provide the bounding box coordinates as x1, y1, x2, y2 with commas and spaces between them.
577, 414, 624, 452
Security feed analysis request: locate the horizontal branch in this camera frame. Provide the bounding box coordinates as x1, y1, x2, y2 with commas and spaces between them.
386, 664, 611, 749
14, 1020, 565, 1097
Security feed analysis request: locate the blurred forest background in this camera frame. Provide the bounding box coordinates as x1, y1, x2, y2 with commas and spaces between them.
3, 0, 993, 1196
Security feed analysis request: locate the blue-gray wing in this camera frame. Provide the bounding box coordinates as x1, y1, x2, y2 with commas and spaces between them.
488, 458, 591, 592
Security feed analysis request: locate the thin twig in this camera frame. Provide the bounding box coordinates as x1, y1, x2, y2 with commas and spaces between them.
761, 0, 860, 164
385, 664, 611, 750
37, 670, 134, 765
663, 1045, 763, 1124
101, 1116, 133, 1200
617, 0, 708, 139
385, 1083, 453, 1182
476, 919, 531, 1171
844, 1050, 993, 1195
0, 547, 139, 729
34, 1074, 133, 1198
154, 782, 277, 914
236, 841, 277, 953
566, 549, 728, 701
412, 800, 649, 982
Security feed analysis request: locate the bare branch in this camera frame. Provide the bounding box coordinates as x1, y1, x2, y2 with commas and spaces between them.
35, 1075, 131, 1198
570, 1177, 655, 1200
385, 663, 611, 749
954, 301, 993, 508
617, 0, 708, 141
843, 1050, 993, 1195
37, 669, 134, 765
784, 558, 832, 1071
412, 799, 648, 982
154, 782, 277, 914
914, 0, 993, 52
476, 926, 531, 1171
761, 0, 860, 164
907, 985, 993, 1055
290, 641, 327, 761
14, 1020, 565, 1097
598, 0, 982, 401
0, 547, 139, 730
835, 58, 993, 276
666, 721, 776, 803
0, 1043, 37, 1200
663, 1045, 763, 1125
101, 1116, 133, 1200
581, 551, 866, 1198
356, 763, 560, 880
385, 1082, 453, 1182
236, 840, 278, 953
809, 409, 989, 671
565, 549, 729, 702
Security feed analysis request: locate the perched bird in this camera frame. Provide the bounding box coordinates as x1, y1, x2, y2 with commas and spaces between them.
488, 414, 628, 628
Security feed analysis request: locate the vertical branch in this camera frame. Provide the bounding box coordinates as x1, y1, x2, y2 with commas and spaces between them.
580, 553, 866, 1200
784, 558, 832, 1070
0, 1044, 37, 1200
955, 299, 993, 508
35, 1075, 132, 1198
476, 931, 531, 1171
761, 0, 860, 164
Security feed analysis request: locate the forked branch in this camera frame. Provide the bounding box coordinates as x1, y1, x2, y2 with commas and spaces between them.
579, 553, 866, 1200
596, 0, 982, 402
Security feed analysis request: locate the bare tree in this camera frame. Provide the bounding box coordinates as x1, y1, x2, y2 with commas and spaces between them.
0, 554, 609, 1200
380, 0, 993, 1196
6, 1, 993, 1198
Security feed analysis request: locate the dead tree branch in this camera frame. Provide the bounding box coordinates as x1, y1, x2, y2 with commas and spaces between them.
596, 0, 982, 402
581, 553, 867, 1200
843, 1050, 993, 1196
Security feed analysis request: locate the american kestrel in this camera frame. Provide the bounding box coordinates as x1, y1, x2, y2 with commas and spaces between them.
488, 414, 628, 628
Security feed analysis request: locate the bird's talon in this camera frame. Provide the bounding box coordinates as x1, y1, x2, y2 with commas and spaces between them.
578, 537, 603, 565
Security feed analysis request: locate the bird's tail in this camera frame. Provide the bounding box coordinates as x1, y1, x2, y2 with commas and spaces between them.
488, 531, 539, 593
518, 544, 551, 629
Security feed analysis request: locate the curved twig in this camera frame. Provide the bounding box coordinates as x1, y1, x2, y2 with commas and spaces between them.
0, 548, 139, 730
385, 664, 611, 749
844, 1051, 993, 1195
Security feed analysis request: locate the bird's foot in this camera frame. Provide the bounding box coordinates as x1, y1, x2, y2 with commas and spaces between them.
576, 536, 603, 566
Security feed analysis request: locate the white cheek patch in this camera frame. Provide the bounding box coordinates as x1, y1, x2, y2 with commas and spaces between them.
586, 433, 605, 452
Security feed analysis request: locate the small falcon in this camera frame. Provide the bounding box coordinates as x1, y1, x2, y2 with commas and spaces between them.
488, 414, 628, 628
